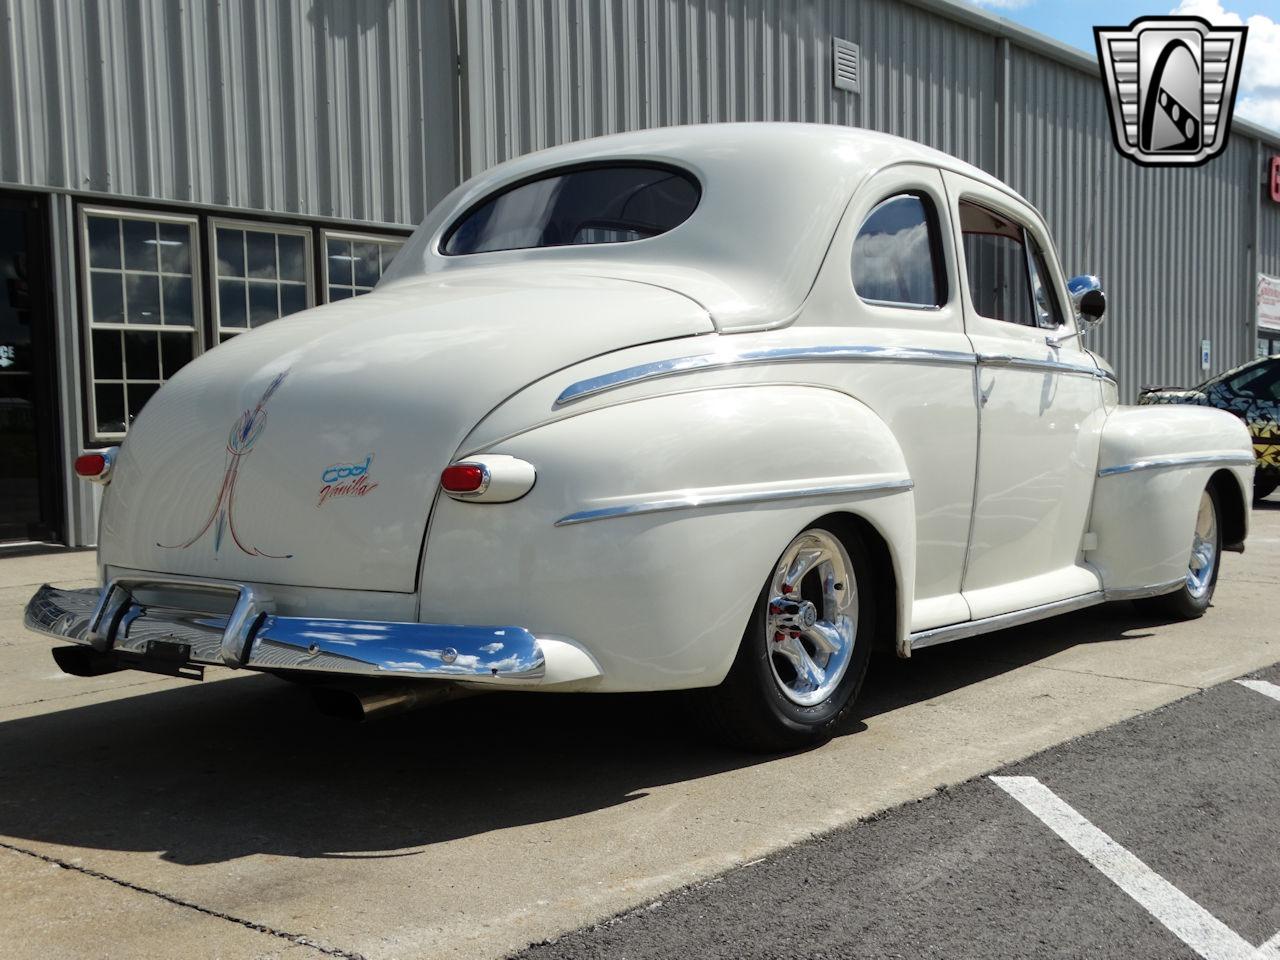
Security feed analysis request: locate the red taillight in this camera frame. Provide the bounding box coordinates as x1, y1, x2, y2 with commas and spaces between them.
73, 447, 116, 483
440, 463, 487, 494
74, 454, 107, 478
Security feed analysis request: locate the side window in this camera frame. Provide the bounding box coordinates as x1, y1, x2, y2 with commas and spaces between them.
1230, 360, 1280, 400
851, 194, 945, 308
959, 201, 1035, 327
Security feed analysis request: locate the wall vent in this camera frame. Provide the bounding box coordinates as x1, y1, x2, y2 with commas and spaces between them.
832, 37, 860, 94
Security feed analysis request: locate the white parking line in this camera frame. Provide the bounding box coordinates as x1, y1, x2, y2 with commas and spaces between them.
1236, 679, 1280, 704
992, 775, 1276, 960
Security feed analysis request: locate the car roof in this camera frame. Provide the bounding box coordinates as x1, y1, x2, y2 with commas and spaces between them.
381, 123, 1028, 330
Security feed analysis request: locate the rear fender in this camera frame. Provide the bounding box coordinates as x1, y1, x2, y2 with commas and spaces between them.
417, 386, 916, 692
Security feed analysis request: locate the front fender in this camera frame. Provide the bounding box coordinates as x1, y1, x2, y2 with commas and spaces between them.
417, 386, 916, 692
1089, 405, 1253, 594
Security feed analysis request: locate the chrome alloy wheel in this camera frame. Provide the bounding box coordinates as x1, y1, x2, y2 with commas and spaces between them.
766, 529, 857, 707
1186, 489, 1219, 601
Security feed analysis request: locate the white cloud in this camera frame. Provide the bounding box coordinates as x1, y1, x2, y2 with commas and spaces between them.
1172, 0, 1280, 133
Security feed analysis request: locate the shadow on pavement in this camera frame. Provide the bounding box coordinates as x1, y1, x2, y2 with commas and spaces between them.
0, 600, 1179, 866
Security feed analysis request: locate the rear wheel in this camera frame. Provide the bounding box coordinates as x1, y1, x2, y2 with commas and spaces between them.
1135, 485, 1222, 620
693, 522, 875, 752
1255, 478, 1278, 503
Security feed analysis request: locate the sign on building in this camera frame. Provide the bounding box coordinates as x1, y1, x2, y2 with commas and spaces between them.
1258, 273, 1280, 332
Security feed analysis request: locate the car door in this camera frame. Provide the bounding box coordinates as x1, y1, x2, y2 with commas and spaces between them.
804, 164, 978, 632
941, 171, 1106, 618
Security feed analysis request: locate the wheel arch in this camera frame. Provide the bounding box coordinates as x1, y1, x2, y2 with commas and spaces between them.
812, 510, 902, 658
1208, 468, 1248, 552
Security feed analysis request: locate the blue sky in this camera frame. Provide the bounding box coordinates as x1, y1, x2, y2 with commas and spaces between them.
970, 0, 1280, 130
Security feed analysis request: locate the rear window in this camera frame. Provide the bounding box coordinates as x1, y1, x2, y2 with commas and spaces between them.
442, 164, 701, 256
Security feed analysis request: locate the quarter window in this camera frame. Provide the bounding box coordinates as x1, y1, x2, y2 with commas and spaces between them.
323, 231, 404, 301
82, 209, 200, 438
959, 201, 1064, 329
442, 164, 700, 256
1027, 241, 1064, 329
851, 194, 945, 308
211, 221, 312, 342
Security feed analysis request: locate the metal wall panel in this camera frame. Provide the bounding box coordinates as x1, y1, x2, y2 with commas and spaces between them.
1004, 47, 1256, 395
0, 0, 458, 226
459, 0, 996, 176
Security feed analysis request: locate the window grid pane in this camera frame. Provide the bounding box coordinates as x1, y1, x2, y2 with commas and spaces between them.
84, 211, 199, 438
214, 222, 312, 337
324, 234, 404, 303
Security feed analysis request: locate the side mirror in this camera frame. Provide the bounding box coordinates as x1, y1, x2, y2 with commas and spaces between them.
1067, 275, 1106, 328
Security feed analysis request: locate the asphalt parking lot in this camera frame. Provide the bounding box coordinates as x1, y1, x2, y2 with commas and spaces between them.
517, 664, 1280, 960
1, 497, 1277, 960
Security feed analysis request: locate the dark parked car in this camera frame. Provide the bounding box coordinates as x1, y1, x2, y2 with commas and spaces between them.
1140, 355, 1280, 501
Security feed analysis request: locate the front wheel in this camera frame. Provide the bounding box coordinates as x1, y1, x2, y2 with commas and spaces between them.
692, 522, 875, 752
1135, 485, 1222, 620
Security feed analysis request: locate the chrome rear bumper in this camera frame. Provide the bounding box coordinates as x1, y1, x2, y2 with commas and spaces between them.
25, 576, 556, 683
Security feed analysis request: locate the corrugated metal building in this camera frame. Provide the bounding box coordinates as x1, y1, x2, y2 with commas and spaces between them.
2, 0, 1279, 547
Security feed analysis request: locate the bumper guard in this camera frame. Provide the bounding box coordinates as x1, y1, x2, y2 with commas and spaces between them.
24, 576, 562, 683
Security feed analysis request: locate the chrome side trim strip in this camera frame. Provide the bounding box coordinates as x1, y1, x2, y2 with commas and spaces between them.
909, 591, 1104, 651
554, 344, 1119, 407
1103, 577, 1186, 601
978, 353, 1116, 382
1097, 452, 1256, 477
554, 345, 978, 406
555, 476, 914, 527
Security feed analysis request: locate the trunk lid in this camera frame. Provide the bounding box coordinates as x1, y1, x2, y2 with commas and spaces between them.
99, 272, 711, 592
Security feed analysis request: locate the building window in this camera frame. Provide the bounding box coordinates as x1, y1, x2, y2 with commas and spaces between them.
211, 220, 312, 341
81, 207, 200, 439
322, 231, 404, 301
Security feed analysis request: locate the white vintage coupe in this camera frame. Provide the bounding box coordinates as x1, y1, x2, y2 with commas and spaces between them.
28, 124, 1255, 750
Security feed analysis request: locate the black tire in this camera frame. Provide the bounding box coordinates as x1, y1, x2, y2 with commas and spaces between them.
1255, 478, 1278, 504
691, 520, 875, 753
1134, 484, 1222, 620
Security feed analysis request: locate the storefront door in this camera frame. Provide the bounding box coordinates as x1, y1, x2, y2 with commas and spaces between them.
0, 193, 62, 543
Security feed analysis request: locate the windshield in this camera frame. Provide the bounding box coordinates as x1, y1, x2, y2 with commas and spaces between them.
442, 164, 700, 256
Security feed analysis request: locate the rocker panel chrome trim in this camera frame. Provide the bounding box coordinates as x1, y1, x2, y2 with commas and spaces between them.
1102, 577, 1186, 601
555, 476, 914, 527
554, 345, 978, 406
1097, 452, 1256, 477
909, 591, 1105, 651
